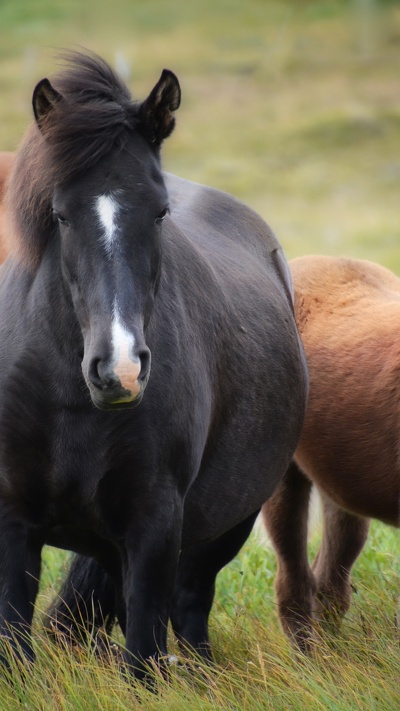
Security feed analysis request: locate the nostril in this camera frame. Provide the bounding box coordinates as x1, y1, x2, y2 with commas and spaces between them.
89, 358, 119, 390
138, 348, 151, 382
88, 358, 102, 388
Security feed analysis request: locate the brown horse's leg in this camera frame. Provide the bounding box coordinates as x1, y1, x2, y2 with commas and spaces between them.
312, 494, 370, 628
262, 461, 316, 651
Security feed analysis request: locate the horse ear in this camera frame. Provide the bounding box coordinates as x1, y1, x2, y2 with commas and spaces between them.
33, 78, 63, 132
139, 69, 181, 146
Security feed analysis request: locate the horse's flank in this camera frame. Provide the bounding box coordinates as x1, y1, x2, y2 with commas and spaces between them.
293, 254, 400, 525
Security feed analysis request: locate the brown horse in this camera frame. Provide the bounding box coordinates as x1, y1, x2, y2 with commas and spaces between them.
0, 152, 14, 262
263, 254, 400, 650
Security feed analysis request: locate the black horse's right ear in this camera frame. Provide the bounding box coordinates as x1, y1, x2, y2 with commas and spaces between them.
33, 78, 63, 133
138, 69, 181, 147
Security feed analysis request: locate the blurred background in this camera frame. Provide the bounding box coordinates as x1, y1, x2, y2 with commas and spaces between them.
0, 0, 399, 267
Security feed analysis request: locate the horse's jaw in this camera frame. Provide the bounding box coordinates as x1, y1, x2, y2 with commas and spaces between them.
88, 385, 145, 411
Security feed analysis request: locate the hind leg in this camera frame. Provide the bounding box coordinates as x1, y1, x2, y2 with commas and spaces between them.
312, 494, 370, 628
262, 461, 316, 651
45, 554, 123, 648
170, 510, 259, 661
44, 554, 130, 651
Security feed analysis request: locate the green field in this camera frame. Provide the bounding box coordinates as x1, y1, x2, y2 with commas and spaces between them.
0, 0, 399, 708
2, 520, 399, 710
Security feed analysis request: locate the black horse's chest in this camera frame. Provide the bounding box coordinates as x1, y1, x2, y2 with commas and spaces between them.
0, 397, 133, 535
47, 408, 139, 532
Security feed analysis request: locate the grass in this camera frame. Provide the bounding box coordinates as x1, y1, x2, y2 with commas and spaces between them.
0, 519, 397, 710
0, 0, 399, 707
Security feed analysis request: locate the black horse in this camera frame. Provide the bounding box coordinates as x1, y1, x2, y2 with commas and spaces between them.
0, 51, 307, 679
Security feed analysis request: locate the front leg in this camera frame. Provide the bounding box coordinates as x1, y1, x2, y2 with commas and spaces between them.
0, 512, 42, 668
121, 492, 183, 681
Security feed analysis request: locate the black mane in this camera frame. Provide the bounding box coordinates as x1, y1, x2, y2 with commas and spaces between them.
39, 51, 141, 181
5, 51, 146, 267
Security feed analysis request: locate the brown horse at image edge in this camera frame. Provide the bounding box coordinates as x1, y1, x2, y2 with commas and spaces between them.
0, 152, 14, 263
263, 254, 400, 650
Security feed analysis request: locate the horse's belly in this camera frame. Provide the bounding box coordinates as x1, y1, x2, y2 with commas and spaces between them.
182, 427, 303, 545
295, 339, 400, 527
296, 439, 399, 527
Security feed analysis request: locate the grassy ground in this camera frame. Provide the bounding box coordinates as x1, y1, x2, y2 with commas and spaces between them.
0, 0, 399, 707
0, 520, 398, 710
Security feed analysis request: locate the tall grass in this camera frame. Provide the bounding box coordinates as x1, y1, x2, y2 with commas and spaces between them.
0, 521, 398, 710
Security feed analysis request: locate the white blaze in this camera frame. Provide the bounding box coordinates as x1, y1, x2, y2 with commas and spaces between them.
111, 305, 135, 364
95, 194, 119, 254
95, 194, 141, 400
111, 305, 141, 399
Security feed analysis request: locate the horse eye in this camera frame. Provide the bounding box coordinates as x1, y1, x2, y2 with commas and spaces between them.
52, 209, 69, 226
156, 207, 169, 222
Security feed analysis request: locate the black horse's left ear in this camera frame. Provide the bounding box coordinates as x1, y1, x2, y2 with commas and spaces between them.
138, 70, 181, 146
33, 78, 63, 133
